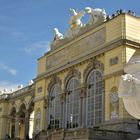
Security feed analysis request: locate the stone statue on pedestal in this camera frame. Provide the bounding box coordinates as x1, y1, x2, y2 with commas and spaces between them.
51, 28, 64, 46
66, 8, 85, 37
69, 8, 85, 30
85, 7, 107, 25
110, 92, 119, 119
53, 28, 64, 41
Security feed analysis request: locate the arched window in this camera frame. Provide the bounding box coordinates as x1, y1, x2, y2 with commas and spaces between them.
48, 84, 61, 129
66, 77, 80, 128
86, 69, 103, 127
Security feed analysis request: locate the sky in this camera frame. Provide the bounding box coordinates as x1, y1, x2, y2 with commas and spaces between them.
0, 0, 140, 91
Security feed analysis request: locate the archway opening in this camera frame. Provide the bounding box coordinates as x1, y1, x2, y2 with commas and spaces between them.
28, 102, 34, 139
19, 104, 26, 139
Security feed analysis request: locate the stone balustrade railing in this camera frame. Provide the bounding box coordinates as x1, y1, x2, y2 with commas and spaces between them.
0, 94, 9, 100
43, 128, 130, 140
0, 84, 35, 100
9, 84, 35, 98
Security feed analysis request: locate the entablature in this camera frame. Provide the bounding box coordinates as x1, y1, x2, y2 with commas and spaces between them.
36, 39, 140, 84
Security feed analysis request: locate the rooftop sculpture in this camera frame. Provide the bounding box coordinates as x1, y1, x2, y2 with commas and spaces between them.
17, 84, 23, 89
51, 8, 137, 49
51, 7, 107, 46
69, 8, 85, 30
53, 28, 64, 41
51, 28, 64, 46
28, 80, 34, 85
85, 7, 107, 25
65, 8, 85, 38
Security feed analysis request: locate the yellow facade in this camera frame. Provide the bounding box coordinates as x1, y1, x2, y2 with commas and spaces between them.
0, 12, 140, 140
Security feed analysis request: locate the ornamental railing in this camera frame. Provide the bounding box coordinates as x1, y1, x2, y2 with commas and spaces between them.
0, 84, 35, 100
0, 94, 9, 100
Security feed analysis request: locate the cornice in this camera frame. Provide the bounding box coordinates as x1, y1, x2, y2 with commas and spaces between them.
36, 38, 140, 82
104, 70, 124, 79
9, 89, 35, 101
33, 96, 45, 103
125, 39, 140, 48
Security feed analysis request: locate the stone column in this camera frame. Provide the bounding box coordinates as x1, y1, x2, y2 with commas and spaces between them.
44, 96, 49, 130
7, 115, 11, 135
46, 107, 49, 130
24, 110, 30, 137
79, 84, 86, 127
60, 92, 66, 129
14, 112, 20, 139
9, 116, 12, 136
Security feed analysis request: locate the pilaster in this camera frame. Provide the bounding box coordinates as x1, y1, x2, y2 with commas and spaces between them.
24, 110, 30, 137
79, 84, 86, 127
14, 112, 20, 139
60, 92, 66, 128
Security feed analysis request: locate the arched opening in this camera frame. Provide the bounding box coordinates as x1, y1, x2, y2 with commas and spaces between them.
65, 77, 80, 128
48, 84, 61, 130
9, 102, 34, 139
18, 103, 26, 139
28, 102, 34, 139
86, 69, 103, 127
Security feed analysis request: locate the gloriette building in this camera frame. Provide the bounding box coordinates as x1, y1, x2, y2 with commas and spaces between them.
0, 7, 140, 140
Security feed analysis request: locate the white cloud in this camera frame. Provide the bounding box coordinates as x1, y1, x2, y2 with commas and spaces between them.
0, 81, 19, 91
0, 63, 18, 76
12, 31, 28, 42
24, 41, 50, 54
